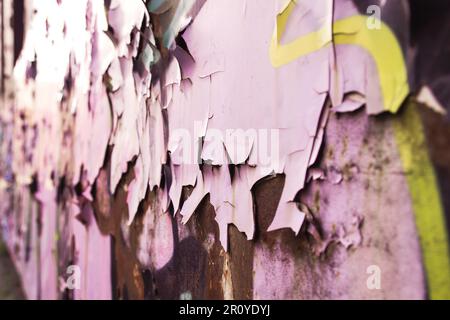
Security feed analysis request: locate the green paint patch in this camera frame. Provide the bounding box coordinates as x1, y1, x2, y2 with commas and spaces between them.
393, 100, 450, 300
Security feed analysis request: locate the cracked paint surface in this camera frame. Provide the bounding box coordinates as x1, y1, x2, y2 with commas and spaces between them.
0, 0, 449, 299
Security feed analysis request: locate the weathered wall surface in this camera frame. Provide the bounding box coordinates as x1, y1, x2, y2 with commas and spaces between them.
0, 0, 449, 300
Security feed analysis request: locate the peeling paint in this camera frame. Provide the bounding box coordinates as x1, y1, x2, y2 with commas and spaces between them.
0, 0, 449, 300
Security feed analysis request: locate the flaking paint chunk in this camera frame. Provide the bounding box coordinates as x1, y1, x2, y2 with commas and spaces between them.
7, 0, 411, 258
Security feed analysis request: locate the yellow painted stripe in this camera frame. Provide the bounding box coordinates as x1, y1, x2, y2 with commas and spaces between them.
333, 16, 408, 113
270, 3, 409, 113
269, 2, 450, 298
269, 0, 332, 67
393, 101, 450, 300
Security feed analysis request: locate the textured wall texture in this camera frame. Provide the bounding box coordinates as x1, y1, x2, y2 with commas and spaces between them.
0, 0, 449, 300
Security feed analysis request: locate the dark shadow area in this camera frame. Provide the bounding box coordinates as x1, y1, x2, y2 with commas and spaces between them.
0, 234, 25, 299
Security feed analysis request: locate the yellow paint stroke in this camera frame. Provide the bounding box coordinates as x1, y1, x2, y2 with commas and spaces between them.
270, 2, 450, 299
269, 0, 332, 67
393, 101, 450, 300
269, 3, 409, 113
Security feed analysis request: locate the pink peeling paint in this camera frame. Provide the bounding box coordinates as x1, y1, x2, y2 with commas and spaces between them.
7, 0, 408, 259
164, 0, 399, 248
2, 0, 446, 300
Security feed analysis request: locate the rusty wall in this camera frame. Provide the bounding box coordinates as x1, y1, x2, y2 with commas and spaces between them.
0, 0, 449, 300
